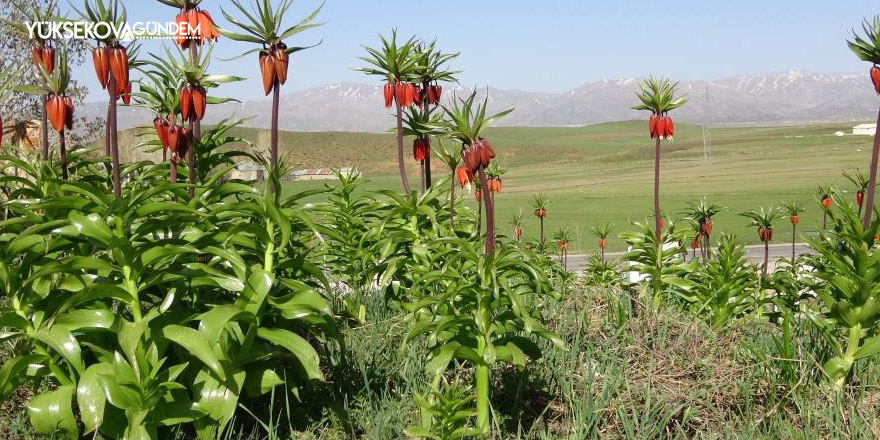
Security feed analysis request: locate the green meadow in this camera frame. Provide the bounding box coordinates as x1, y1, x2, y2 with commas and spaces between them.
238, 120, 875, 251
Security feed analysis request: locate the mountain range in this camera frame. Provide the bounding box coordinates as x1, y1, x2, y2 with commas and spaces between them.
86, 70, 879, 133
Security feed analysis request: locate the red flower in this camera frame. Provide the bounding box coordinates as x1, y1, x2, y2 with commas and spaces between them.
258, 51, 275, 95
822, 196, 832, 209
383, 83, 394, 108
154, 117, 169, 150
700, 219, 713, 235
63, 96, 74, 130
598, 238, 607, 249
412, 137, 429, 161
790, 215, 799, 225
513, 226, 523, 241
857, 190, 865, 207
92, 46, 110, 89
193, 85, 207, 121
41, 46, 55, 74
871, 65, 880, 95
274, 44, 289, 85
394, 81, 407, 107
108, 44, 129, 97
47, 94, 68, 133
180, 85, 193, 122
456, 166, 474, 188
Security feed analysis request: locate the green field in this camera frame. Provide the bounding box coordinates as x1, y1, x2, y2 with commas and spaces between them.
251, 121, 871, 251
120, 120, 873, 252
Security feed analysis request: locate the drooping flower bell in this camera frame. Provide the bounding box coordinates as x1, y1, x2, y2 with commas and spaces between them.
462, 137, 496, 173
871, 65, 880, 95
258, 44, 290, 95
180, 84, 207, 122
822, 195, 833, 209
176, 8, 218, 48
427, 84, 443, 105
383, 83, 394, 108
857, 189, 865, 207
47, 94, 72, 133
412, 137, 429, 161
790, 214, 799, 225
700, 219, 713, 235
487, 177, 502, 193
32, 44, 55, 74
92, 46, 111, 89
456, 166, 474, 188
649, 114, 675, 140
108, 44, 130, 98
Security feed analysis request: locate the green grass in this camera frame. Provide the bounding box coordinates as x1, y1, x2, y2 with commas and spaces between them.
263, 120, 875, 251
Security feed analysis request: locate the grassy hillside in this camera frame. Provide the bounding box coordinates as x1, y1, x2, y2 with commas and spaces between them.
115, 120, 875, 251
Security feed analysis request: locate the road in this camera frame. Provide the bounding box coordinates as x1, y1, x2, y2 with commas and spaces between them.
563, 243, 812, 271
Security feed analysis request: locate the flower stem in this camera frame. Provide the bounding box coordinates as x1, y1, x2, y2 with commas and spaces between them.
109, 74, 121, 199
863, 103, 880, 228
395, 100, 410, 194
654, 135, 662, 240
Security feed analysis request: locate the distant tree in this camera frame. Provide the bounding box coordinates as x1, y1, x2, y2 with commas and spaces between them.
0, 0, 101, 148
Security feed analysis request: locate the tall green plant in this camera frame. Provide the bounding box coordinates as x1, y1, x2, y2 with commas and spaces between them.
620, 221, 696, 308
434, 90, 513, 254
847, 16, 880, 227
632, 78, 687, 240
531, 194, 549, 248
0, 137, 336, 439
741, 205, 783, 277
403, 238, 563, 436
781, 201, 806, 261
358, 30, 420, 194
684, 198, 724, 261
410, 40, 459, 191
843, 168, 869, 217
805, 199, 880, 388
221, 0, 324, 175
554, 226, 574, 271
684, 234, 758, 329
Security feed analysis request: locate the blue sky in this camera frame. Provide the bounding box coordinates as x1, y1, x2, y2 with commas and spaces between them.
62, 0, 880, 101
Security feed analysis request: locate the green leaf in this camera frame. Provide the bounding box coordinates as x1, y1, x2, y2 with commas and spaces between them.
269, 281, 331, 319
855, 334, 880, 359
198, 305, 255, 344
237, 265, 274, 315
77, 364, 109, 434
242, 366, 284, 397
0, 313, 29, 330
192, 368, 246, 440
161, 325, 226, 381
0, 355, 45, 399
54, 309, 116, 331
56, 212, 114, 245
256, 327, 323, 381
28, 385, 78, 439
33, 326, 84, 374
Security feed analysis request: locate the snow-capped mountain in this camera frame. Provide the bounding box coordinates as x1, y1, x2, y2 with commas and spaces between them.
91, 70, 879, 133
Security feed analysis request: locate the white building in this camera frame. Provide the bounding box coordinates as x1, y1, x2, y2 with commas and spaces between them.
853, 123, 877, 135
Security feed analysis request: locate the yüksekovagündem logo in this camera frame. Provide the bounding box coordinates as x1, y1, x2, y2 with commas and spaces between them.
26, 20, 200, 41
